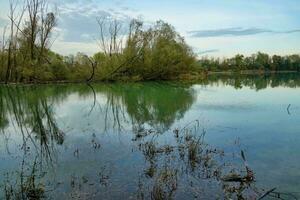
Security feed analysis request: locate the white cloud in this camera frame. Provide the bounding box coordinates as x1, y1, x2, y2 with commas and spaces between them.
52, 41, 98, 56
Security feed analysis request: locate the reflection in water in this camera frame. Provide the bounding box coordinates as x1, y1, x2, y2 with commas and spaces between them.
101, 83, 196, 132
204, 73, 300, 90
0, 86, 65, 163
3, 156, 46, 200
0, 73, 299, 199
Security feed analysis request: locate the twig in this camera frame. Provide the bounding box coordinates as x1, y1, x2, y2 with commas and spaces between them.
258, 188, 277, 199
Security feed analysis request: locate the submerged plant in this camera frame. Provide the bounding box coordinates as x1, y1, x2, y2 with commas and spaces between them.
2, 158, 46, 200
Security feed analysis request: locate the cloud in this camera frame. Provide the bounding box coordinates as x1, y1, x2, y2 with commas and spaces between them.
46, 0, 143, 55
0, 17, 9, 27
188, 27, 300, 38
283, 29, 300, 34
57, 4, 133, 43
197, 49, 219, 55
120, 6, 138, 12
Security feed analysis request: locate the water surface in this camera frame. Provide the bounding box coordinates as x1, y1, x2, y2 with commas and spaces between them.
0, 74, 300, 199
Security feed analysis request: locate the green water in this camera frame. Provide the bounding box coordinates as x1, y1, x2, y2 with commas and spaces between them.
0, 74, 300, 199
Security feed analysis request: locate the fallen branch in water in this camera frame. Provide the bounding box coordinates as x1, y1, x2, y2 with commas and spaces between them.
258, 188, 277, 200
287, 104, 291, 115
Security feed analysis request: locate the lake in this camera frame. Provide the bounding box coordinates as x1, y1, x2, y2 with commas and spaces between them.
0, 73, 300, 199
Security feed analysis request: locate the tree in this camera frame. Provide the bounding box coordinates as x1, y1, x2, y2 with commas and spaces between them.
234, 54, 244, 70
1, 0, 57, 82
271, 55, 283, 71
256, 52, 270, 70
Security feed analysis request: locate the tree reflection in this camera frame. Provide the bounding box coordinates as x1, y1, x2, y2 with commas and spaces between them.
91, 82, 196, 132
3, 156, 46, 200
200, 73, 300, 91
0, 86, 65, 162
0, 83, 195, 160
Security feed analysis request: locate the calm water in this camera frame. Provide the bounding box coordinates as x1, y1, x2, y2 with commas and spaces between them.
0, 74, 300, 199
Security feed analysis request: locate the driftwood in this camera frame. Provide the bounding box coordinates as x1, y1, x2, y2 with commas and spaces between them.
222, 150, 254, 183
221, 174, 246, 182
221, 150, 297, 200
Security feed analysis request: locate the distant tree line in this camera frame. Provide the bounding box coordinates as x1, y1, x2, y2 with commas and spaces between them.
0, 0, 299, 84
198, 52, 300, 72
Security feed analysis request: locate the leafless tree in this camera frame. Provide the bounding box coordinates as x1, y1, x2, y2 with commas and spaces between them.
1, 0, 56, 83
24, 0, 56, 62
26, 0, 40, 61
2, 0, 29, 83
1, 26, 8, 81
9, 0, 25, 82
39, 0, 57, 63
96, 16, 123, 57
95, 18, 151, 80
5, 1, 16, 83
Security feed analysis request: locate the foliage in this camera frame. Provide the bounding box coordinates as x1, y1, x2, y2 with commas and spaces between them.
198, 52, 300, 72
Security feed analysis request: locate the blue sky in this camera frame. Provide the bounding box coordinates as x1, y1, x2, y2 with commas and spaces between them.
0, 0, 300, 57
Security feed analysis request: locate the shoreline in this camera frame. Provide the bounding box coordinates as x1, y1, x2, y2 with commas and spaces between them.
0, 71, 299, 85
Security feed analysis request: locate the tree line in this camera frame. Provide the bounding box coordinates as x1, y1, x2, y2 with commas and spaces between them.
0, 0, 299, 84
198, 52, 300, 72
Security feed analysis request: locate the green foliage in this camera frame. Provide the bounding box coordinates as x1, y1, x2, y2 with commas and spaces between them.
119, 21, 196, 80
198, 52, 300, 72
90, 20, 197, 81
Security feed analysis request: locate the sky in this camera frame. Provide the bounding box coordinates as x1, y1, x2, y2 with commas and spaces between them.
0, 0, 300, 58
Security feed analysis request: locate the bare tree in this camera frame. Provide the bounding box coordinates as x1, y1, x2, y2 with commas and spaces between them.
1, 26, 8, 82
11, 0, 25, 82
96, 16, 108, 55
5, 0, 16, 83
39, 0, 57, 63
26, 0, 40, 61
3, 0, 26, 83
95, 19, 152, 80
96, 17, 123, 57
1, 0, 57, 83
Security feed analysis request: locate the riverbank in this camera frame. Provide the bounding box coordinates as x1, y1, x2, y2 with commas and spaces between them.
0, 70, 299, 85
